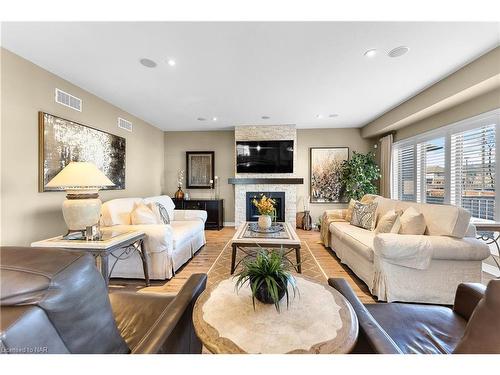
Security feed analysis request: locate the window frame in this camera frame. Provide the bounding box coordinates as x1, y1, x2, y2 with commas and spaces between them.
391, 108, 500, 221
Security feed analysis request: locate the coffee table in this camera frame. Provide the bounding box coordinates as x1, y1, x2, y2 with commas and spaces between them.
193, 275, 358, 354
31, 231, 149, 287
230, 221, 302, 275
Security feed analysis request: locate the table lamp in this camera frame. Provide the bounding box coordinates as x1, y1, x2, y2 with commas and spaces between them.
46, 162, 115, 234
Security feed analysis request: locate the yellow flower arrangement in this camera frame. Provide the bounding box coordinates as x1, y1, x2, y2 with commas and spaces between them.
252, 194, 276, 216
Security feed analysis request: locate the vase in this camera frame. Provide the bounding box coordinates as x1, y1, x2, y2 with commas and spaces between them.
302, 210, 312, 231
258, 214, 272, 229
252, 277, 287, 305
174, 187, 184, 199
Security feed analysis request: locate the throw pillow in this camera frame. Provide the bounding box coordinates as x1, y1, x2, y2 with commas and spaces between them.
130, 202, 159, 225
399, 206, 426, 235
375, 209, 403, 234
350, 201, 378, 231
345, 199, 357, 222
147, 202, 171, 224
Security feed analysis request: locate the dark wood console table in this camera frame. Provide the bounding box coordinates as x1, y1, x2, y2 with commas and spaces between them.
172, 198, 224, 230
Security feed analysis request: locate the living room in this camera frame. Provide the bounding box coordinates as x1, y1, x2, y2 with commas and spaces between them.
1, 1, 500, 373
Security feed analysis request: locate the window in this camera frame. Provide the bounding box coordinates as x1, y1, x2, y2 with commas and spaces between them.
391, 109, 499, 221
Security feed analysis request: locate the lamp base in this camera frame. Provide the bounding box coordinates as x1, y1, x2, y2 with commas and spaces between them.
62, 193, 102, 231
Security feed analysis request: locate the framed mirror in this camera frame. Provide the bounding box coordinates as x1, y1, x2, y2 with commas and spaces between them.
186, 151, 215, 189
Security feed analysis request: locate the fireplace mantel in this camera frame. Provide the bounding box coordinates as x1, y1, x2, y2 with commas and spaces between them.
228, 178, 304, 185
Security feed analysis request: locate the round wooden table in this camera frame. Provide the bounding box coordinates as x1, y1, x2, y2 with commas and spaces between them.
193, 276, 358, 354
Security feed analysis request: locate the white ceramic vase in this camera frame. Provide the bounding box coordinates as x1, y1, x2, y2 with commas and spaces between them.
258, 214, 272, 229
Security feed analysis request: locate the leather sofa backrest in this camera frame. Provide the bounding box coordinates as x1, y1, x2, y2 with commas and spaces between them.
1, 247, 129, 354
101, 197, 142, 226
454, 279, 500, 354
373, 196, 471, 238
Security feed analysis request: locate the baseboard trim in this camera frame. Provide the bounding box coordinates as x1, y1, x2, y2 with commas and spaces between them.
223, 222, 235, 227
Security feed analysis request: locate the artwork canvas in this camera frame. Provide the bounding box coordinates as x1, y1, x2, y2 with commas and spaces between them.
186, 151, 215, 189
310, 147, 349, 203
39, 112, 126, 192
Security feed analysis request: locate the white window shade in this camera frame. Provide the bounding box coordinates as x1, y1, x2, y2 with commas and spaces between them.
392, 144, 416, 201
417, 137, 445, 204
451, 125, 496, 220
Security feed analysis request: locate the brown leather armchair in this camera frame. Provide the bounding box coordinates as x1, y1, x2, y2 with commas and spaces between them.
0, 246, 207, 354
328, 278, 500, 354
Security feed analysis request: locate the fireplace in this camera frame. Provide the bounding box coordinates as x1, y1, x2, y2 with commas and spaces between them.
246, 192, 285, 222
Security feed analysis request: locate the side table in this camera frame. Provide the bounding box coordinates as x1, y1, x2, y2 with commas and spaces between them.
31, 231, 149, 286
475, 222, 500, 275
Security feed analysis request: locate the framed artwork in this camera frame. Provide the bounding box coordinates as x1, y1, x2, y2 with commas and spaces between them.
39, 112, 126, 192
186, 151, 215, 189
310, 147, 349, 203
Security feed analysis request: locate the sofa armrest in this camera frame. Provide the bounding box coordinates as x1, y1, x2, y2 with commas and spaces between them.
323, 209, 347, 221
453, 283, 486, 321
131, 273, 207, 353
328, 278, 402, 354
173, 210, 207, 223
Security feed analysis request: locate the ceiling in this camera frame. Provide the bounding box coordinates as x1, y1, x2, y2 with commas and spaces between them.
2, 22, 499, 131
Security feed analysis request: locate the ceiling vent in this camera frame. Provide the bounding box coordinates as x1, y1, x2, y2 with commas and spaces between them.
55, 88, 82, 111
388, 46, 410, 58
118, 117, 133, 132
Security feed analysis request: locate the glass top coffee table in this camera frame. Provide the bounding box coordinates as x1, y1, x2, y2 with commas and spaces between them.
230, 221, 302, 274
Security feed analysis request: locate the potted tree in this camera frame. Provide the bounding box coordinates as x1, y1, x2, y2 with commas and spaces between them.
341, 151, 381, 200
234, 249, 298, 312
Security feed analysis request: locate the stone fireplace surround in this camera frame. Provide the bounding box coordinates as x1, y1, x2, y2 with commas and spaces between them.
233, 125, 300, 228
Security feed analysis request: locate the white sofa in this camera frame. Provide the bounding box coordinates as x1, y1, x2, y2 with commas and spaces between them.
100, 195, 207, 280
326, 196, 490, 304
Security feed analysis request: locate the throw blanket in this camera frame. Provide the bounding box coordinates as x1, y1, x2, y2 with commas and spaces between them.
320, 209, 347, 247
373, 234, 433, 270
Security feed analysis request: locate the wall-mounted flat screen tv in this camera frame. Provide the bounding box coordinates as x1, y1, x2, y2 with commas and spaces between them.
236, 140, 294, 173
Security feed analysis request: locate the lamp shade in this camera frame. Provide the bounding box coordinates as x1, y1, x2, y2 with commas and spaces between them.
46, 162, 115, 189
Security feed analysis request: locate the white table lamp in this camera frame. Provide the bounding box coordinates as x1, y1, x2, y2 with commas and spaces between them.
46, 162, 115, 232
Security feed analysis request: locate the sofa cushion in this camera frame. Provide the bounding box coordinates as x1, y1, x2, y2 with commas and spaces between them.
350, 201, 378, 231
345, 199, 356, 222
144, 196, 176, 224
374, 197, 471, 238
375, 209, 402, 234
330, 222, 375, 261
101, 198, 142, 226
399, 206, 426, 235
170, 221, 204, 247
366, 303, 467, 354
131, 203, 159, 225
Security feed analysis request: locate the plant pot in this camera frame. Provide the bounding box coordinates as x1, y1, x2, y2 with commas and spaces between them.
258, 214, 272, 229
252, 278, 287, 305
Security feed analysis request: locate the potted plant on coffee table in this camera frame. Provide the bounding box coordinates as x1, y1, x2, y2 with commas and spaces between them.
252, 194, 276, 229
234, 249, 298, 312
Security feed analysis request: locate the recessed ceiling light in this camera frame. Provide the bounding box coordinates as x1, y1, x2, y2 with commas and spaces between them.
363, 49, 377, 58
388, 46, 410, 58
316, 115, 323, 119
197, 117, 206, 121
329, 114, 339, 118
139, 58, 157, 68
261, 116, 270, 120
212, 117, 217, 122
167, 59, 176, 66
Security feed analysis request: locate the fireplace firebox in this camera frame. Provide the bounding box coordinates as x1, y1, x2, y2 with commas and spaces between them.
246, 192, 285, 222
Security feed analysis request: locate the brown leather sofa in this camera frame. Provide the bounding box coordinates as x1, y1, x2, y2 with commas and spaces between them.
0, 246, 207, 354
329, 278, 500, 354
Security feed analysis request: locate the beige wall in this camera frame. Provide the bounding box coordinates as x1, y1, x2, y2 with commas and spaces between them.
163, 131, 235, 223
163, 128, 373, 226
296, 128, 373, 223
1, 48, 165, 245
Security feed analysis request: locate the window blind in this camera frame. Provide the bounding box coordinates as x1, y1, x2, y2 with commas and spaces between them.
417, 137, 445, 204
451, 124, 496, 220
392, 143, 416, 201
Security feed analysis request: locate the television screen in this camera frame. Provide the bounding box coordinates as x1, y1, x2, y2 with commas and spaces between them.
236, 140, 294, 173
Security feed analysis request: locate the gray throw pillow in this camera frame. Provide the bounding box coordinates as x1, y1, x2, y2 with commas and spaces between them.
148, 202, 171, 224
350, 201, 378, 231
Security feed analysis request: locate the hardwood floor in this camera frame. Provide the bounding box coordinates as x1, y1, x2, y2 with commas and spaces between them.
109, 227, 376, 303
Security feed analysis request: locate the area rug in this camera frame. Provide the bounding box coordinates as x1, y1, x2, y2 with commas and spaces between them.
205, 240, 328, 289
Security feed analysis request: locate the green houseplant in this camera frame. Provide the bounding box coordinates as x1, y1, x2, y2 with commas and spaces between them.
234, 249, 298, 312
341, 151, 381, 200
